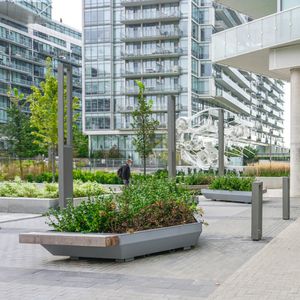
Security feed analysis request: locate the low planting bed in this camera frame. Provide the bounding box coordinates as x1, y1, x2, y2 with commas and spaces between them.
202, 176, 265, 204
0, 180, 107, 213
20, 178, 203, 261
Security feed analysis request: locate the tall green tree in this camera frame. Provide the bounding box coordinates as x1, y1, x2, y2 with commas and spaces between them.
73, 126, 88, 158
131, 80, 159, 175
27, 57, 79, 182
1, 88, 38, 178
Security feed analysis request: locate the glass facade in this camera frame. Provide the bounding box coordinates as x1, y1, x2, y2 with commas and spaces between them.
83, 0, 285, 162
17, 0, 52, 19
0, 0, 82, 125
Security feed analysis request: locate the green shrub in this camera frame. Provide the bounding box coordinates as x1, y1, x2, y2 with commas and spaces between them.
209, 176, 254, 192
177, 173, 215, 185
0, 180, 107, 198
46, 177, 201, 233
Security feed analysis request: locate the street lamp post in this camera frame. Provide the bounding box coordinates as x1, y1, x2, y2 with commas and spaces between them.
167, 95, 176, 178
58, 62, 73, 208
218, 108, 225, 176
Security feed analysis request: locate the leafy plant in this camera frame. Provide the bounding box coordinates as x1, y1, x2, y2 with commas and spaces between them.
0, 180, 107, 198
47, 177, 202, 233
0, 88, 40, 178
131, 81, 159, 175
27, 57, 79, 182
209, 176, 254, 192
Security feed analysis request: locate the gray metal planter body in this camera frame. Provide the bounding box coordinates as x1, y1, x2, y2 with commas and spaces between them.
201, 189, 252, 204
20, 222, 202, 260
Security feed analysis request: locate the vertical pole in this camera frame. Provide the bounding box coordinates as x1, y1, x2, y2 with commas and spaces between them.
58, 62, 73, 209
168, 95, 176, 178
290, 69, 300, 196
283, 177, 290, 220
66, 65, 73, 145
58, 63, 65, 209
218, 109, 224, 176
251, 181, 263, 241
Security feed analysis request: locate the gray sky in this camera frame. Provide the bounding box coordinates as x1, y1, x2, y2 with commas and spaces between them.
52, 0, 82, 31
51, 0, 290, 148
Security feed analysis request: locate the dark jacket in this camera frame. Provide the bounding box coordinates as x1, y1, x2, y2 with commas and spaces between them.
122, 164, 131, 180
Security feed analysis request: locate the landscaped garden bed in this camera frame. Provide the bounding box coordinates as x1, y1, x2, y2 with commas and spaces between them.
19, 178, 203, 261
0, 179, 107, 213
201, 176, 265, 204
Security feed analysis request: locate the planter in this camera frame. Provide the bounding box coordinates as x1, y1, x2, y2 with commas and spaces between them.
19, 222, 202, 261
0, 195, 112, 214
0, 197, 59, 214
201, 189, 254, 204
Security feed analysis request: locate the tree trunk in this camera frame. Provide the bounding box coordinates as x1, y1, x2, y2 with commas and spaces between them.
143, 154, 146, 176
19, 158, 23, 179
52, 147, 56, 183
49, 145, 56, 183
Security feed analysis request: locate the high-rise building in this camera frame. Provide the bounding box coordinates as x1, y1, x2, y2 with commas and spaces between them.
83, 0, 285, 163
0, 0, 82, 130
212, 0, 296, 193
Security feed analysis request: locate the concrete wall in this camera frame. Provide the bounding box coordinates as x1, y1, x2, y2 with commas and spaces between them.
0, 198, 59, 214
256, 177, 283, 189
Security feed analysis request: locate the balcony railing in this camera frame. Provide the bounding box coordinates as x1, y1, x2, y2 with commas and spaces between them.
125, 85, 184, 94
122, 28, 183, 41
124, 66, 181, 77
122, 47, 187, 59
215, 71, 251, 103
121, 11, 180, 22
121, 0, 179, 5
213, 5, 300, 62
215, 88, 251, 115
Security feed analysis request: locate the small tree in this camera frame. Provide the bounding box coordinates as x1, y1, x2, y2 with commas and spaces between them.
73, 126, 89, 158
131, 81, 159, 175
28, 57, 79, 182
1, 88, 39, 178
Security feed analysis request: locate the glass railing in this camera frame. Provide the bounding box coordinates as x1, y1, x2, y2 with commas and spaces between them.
213, 5, 300, 61
122, 10, 180, 21
122, 47, 187, 57
123, 28, 183, 39
12, 77, 32, 86
0, 88, 8, 95
126, 85, 183, 93
124, 66, 181, 75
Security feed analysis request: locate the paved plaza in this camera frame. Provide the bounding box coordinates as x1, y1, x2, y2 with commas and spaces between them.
0, 192, 299, 299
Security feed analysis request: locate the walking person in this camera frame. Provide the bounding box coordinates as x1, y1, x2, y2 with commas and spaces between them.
117, 159, 133, 186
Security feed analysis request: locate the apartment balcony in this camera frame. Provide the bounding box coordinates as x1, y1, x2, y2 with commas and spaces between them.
215, 71, 251, 103
0, 87, 8, 96
226, 67, 251, 89
270, 109, 282, 118
121, 0, 179, 7
12, 77, 32, 87
215, 89, 251, 115
122, 47, 187, 60
0, 32, 32, 49
125, 85, 185, 95
121, 11, 181, 24
122, 29, 184, 42
11, 51, 45, 66
0, 77, 10, 84
212, 6, 300, 81
123, 66, 182, 78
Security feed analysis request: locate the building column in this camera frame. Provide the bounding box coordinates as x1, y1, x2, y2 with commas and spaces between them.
290, 68, 300, 197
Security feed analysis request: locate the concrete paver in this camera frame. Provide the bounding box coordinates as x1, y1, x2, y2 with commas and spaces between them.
209, 214, 300, 300
0, 193, 299, 299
